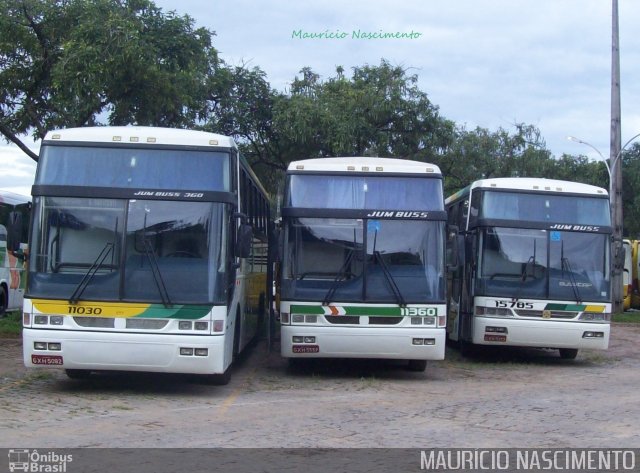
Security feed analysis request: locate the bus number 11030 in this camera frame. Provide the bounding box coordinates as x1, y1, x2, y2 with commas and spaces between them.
67, 306, 103, 315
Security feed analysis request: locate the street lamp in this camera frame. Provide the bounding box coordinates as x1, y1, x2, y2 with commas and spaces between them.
567, 132, 640, 190
566, 136, 611, 180
568, 132, 640, 314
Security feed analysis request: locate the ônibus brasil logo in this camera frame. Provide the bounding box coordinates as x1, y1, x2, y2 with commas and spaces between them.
8, 449, 73, 473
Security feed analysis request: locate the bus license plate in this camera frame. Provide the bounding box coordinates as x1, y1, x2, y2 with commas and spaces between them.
292, 345, 319, 354
484, 334, 507, 342
31, 355, 63, 365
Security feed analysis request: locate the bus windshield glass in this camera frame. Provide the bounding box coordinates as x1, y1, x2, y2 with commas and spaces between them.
28, 197, 227, 304
480, 190, 610, 225
36, 145, 230, 191
476, 228, 610, 302
282, 217, 445, 303
287, 175, 443, 210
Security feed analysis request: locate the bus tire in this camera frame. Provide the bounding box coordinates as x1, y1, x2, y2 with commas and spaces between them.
407, 359, 427, 372
559, 348, 578, 360
65, 369, 91, 380
0, 284, 7, 316
233, 305, 241, 359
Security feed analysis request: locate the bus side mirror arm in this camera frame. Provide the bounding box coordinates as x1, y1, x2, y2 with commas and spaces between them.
235, 223, 252, 259
446, 225, 462, 271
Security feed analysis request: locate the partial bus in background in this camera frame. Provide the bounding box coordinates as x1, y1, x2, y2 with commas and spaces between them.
623, 239, 631, 311
279, 157, 448, 372
446, 178, 611, 359
0, 190, 30, 315
23, 127, 271, 384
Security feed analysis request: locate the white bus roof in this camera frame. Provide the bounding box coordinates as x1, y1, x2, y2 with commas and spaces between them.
287, 157, 441, 175
43, 126, 236, 149
0, 190, 30, 206
465, 177, 607, 196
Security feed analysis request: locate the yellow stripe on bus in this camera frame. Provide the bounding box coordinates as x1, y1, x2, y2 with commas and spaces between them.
584, 305, 606, 313
31, 299, 151, 318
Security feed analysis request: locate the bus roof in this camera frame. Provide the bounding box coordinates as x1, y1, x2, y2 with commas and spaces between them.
447, 177, 608, 204
287, 157, 441, 175
0, 189, 30, 206
43, 126, 237, 149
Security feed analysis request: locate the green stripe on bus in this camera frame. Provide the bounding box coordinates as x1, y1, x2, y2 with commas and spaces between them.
544, 303, 586, 312
290, 305, 405, 316
138, 305, 213, 319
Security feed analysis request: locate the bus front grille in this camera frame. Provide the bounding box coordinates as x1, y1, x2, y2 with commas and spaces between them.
514, 310, 578, 319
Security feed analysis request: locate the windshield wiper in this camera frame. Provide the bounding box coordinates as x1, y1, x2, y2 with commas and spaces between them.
323, 229, 358, 306
512, 239, 537, 303
322, 249, 355, 306
370, 229, 406, 307
561, 241, 582, 304
374, 250, 406, 307
69, 242, 115, 304
142, 238, 173, 308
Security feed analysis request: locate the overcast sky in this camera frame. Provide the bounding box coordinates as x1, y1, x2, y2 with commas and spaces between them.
2, 0, 640, 196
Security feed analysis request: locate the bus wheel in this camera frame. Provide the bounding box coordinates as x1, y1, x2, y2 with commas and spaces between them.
559, 348, 578, 360
407, 359, 427, 372
65, 369, 91, 380
0, 285, 7, 316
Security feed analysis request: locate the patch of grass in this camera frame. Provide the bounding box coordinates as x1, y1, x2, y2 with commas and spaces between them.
0, 310, 22, 337
613, 312, 640, 323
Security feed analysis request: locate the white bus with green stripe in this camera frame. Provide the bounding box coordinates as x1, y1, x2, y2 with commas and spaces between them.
279, 157, 447, 371
446, 178, 612, 359
23, 127, 271, 384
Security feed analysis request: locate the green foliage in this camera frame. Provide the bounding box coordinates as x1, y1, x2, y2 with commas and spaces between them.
613, 311, 640, 323
218, 60, 453, 192
437, 124, 556, 195
0, 311, 22, 337
0, 0, 218, 157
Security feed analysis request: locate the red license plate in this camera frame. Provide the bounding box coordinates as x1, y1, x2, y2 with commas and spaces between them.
484, 334, 507, 342
292, 345, 319, 354
31, 354, 63, 365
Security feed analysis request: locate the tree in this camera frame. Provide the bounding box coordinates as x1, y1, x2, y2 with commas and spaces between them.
621, 143, 640, 238
0, 0, 218, 161
438, 123, 555, 195
220, 60, 453, 191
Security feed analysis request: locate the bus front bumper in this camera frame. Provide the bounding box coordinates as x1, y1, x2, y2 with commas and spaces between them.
23, 328, 228, 374
472, 317, 610, 350
281, 325, 445, 360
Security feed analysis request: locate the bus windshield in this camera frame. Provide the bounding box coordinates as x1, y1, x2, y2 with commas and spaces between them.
37, 145, 231, 191
476, 227, 610, 302
287, 175, 444, 210
282, 217, 445, 303
28, 197, 227, 304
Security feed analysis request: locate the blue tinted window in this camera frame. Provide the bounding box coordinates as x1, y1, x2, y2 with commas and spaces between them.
287, 175, 443, 210
480, 191, 610, 226
37, 145, 230, 191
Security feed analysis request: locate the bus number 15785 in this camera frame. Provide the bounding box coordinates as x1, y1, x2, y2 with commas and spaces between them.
494, 300, 534, 309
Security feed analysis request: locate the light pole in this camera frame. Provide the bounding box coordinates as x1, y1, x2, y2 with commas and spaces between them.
568, 132, 640, 314
567, 132, 640, 187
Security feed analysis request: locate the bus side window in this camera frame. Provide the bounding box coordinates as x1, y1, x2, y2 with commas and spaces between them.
7, 211, 23, 253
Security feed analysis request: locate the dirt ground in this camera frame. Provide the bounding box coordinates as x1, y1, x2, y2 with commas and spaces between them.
1, 323, 639, 448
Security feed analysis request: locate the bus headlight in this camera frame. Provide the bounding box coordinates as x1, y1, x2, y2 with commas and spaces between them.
579, 312, 611, 322
476, 307, 512, 317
